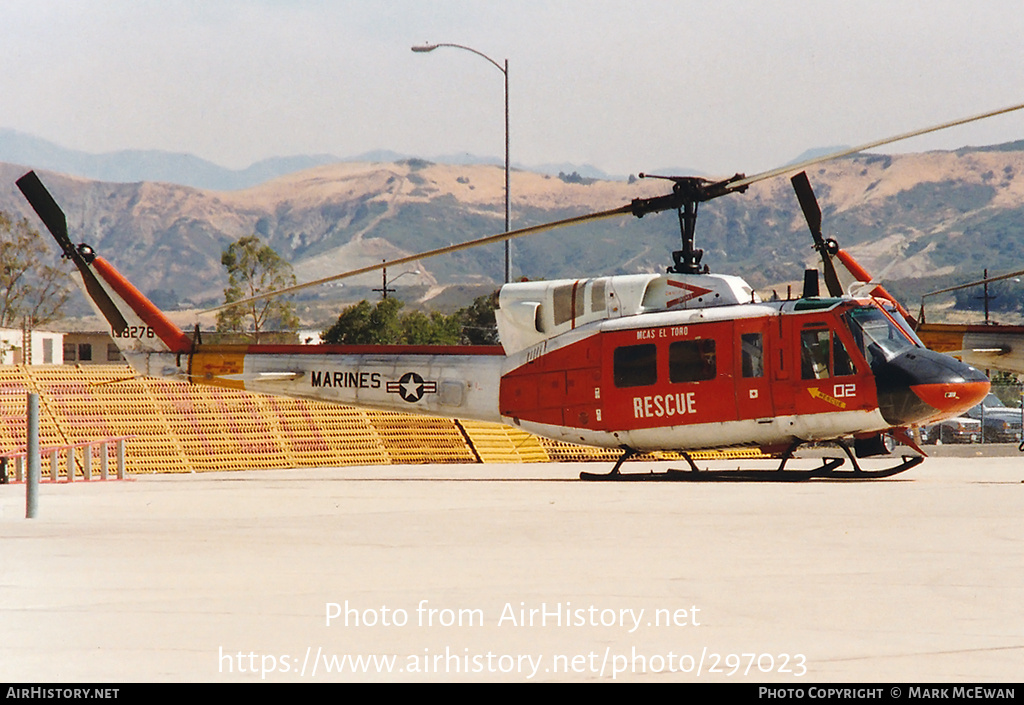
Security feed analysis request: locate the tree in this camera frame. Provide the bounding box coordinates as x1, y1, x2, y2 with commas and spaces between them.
456, 291, 499, 345
216, 235, 298, 343
989, 371, 1022, 407
0, 211, 71, 328
401, 309, 462, 345
322, 298, 463, 346
323, 291, 502, 347
322, 298, 403, 345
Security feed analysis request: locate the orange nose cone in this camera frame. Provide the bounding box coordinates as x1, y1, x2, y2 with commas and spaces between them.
910, 380, 991, 419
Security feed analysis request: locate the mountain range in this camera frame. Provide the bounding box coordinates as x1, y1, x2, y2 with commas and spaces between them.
2, 134, 1024, 328
0, 129, 622, 191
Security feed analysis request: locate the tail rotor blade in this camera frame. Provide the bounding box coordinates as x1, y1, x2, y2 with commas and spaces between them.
791, 171, 842, 297
16, 171, 75, 258
791, 171, 822, 235
15, 171, 128, 332
821, 257, 842, 298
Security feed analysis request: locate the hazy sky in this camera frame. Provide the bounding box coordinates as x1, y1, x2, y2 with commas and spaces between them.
4, 1, 1024, 177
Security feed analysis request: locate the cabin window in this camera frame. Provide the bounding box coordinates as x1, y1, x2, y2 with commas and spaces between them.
614, 344, 657, 388
669, 339, 716, 383
552, 283, 586, 327
591, 279, 606, 312
740, 333, 763, 378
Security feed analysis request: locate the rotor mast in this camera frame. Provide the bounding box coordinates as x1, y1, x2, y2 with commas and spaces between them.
632, 173, 748, 274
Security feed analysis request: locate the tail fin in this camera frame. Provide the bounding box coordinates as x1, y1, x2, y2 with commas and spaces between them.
832, 249, 915, 323
16, 171, 192, 355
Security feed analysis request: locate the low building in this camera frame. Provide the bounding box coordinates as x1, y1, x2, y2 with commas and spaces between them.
61, 331, 125, 365
59, 329, 304, 364
0, 328, 64, 365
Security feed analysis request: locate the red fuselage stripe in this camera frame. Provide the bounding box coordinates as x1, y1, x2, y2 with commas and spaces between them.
231, 344, 506, 356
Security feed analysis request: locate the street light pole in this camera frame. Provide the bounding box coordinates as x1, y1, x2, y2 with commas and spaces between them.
412, 42, 511, 283
503, 56, 510, 283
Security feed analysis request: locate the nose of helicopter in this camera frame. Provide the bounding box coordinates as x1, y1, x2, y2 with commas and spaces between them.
873, 348, 990, 426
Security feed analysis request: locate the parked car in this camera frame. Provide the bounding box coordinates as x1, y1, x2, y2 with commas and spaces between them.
921, 416, 981, 444
964, 393, 1024, 443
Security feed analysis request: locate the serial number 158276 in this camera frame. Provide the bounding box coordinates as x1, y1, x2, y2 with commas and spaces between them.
111, 326, 155, 340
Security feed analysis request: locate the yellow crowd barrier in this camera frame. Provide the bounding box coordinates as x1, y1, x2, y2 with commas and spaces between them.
0, 365, 767, 474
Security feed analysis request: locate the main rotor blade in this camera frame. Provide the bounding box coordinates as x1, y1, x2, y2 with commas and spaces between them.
203, 203, 634, 313
729, 101, 1024, 193
206, 100, 1024, 313
923, 267, 1024, 298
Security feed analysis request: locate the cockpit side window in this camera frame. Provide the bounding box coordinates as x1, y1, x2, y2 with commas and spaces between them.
842, 305, 918, 367
801, 326, 857, 380
833, 335, 856, 376
801, 328, 831, 380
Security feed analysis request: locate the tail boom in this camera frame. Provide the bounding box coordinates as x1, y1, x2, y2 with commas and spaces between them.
188, 344, 505, 422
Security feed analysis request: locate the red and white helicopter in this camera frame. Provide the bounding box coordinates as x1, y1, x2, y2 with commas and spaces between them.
18, 105, 1022, 480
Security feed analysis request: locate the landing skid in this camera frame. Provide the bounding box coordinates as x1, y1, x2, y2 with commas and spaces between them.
579, 444, 923, 482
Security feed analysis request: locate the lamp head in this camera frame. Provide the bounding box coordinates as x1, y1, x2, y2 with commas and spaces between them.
411, 44, 438, 53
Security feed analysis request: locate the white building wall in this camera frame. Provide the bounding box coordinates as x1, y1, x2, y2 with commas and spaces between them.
0, 328, 64, 365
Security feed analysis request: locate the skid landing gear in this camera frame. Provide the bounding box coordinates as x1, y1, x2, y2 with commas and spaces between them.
579, 443, 923, 482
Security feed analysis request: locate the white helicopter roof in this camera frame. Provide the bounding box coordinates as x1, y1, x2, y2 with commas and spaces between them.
496, 272, 759, 355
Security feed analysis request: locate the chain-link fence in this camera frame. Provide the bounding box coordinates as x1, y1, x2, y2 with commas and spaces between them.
920, 380, 1024, 446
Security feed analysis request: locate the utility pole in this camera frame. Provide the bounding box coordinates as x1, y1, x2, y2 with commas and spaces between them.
372, 260, 396, 300
974, 268, 996, 324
